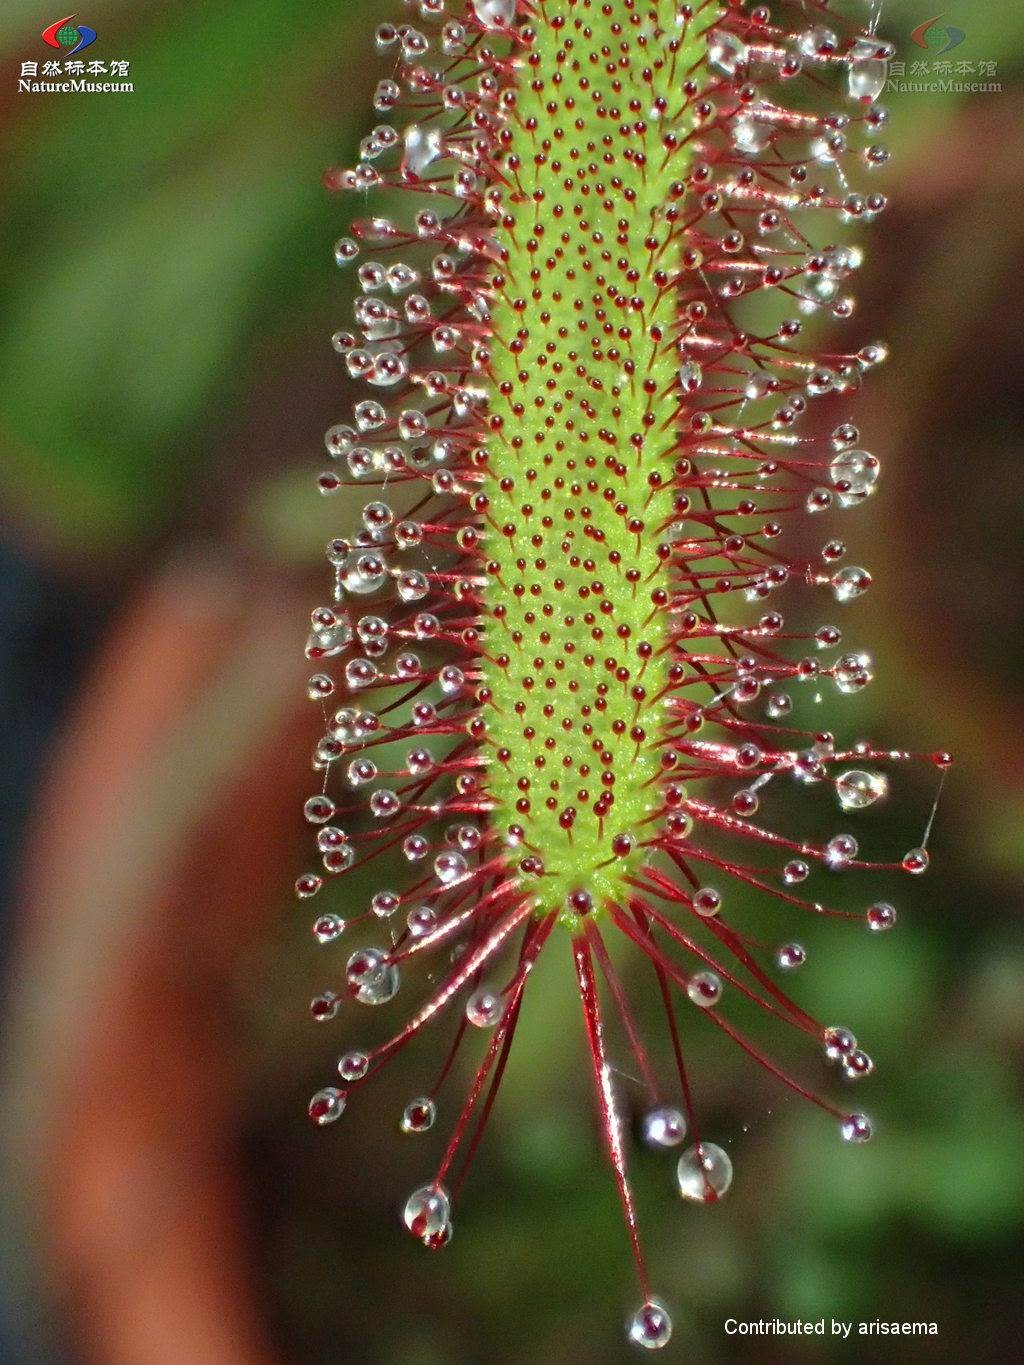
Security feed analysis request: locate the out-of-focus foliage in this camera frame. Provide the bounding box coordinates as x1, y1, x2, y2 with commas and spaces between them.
0, 3, 1021, 1363
0, 0, 375, 553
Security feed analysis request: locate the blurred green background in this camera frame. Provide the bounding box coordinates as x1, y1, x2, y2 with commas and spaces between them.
0, 2, 1022, 1362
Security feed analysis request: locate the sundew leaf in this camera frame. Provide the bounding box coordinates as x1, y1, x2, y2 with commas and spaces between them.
291, 5, 964, 1350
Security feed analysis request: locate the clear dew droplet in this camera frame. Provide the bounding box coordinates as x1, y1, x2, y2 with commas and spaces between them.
346, 948, 400, 1005
312, 913, 346, 944
866, 901, 897, 932
766, 692, 791, 719
843, 1049, 874, 1081
434, 851, 468, 885
834, 650, 874, 693
744, 371, 776, 402
678, 360, 703, 393
369, 788, 401, 819
303, 795, 336, 824
829, 449, 879, 506
692, 886, 721, 917
338, 1049, 369, 1082
783, 858, 810, 885
316, 825, 348, 854
403, 1184, 450, 1238
398, 570, 430, 603
308, 1087, 346, 1125
831, 565, 872, 603
471, 0, 516, 31
824, 833, 858, 867
421, 1220, 453, 1250
310, 991, 340, 1022
677, 1142, 733, 1202
902, 847, 930, 875
371, 890, 400, 919
627, 1300, 673, 1351
823, 1025, 857, 1061
465, 987, 503, 1028
439, 665, 465, 695
836, 768, 889, 810
708, 29, 747, 76
307, 673, 334, 700
401, 1097, 437, 1134
295, 873, 322, 900
407, 904, 438, 936
841, 1112, 874, 1143
848, 58, 887, 104
322, 844, 355, 874
306, 618, 353, 661
686, 971, 722, 1008
403, 123, 444, 177
642, 1107, 688, 1149
776, 942, 806, 970
732, 115, 771, 156
402, 835, 429, 864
